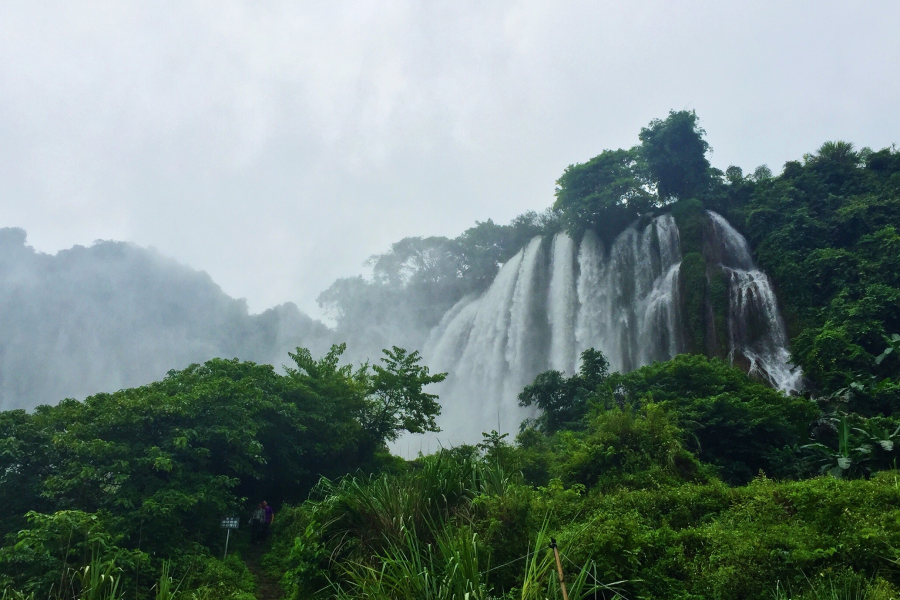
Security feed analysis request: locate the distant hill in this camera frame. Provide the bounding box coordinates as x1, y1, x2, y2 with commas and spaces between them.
0, 227, 332, 410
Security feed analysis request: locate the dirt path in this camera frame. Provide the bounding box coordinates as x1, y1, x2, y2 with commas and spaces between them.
244, 543, 283, 600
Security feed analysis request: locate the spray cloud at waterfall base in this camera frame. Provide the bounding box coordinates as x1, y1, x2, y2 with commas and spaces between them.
409, 210, 802, 449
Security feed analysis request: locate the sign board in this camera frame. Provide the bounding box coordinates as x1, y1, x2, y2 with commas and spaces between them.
221, 516, 240, 529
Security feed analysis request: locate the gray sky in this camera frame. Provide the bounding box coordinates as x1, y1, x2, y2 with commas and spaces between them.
1, 1, 898, 318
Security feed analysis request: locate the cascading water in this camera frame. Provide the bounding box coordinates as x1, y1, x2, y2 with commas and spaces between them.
420, 210, 800, 445
547, 233, 577, 374
575, 213, 684, 373
426, 214, 684, 442
705, 211, 802, 392
503, 237, 546, 401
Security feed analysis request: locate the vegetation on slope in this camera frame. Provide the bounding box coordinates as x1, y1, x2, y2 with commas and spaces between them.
553, 111, 900, 400
266, 352, 900, 600
2, 112, 899, 599
0, 345, 444, 598
326, 110, 900, 399
262, 112, 900, 599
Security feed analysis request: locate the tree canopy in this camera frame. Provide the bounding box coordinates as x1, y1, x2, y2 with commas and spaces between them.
639, 109, 713, 200
0, 343, 445, 594
552, 110, 715, 246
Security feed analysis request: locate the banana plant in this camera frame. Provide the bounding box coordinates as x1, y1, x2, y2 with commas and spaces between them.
853, 419, 900, 471
875, 333, 900, 366
802, 416, 874, 479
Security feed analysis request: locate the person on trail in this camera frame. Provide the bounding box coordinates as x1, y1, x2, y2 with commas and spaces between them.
261, 501, 274, 541
249, 502, 265, 544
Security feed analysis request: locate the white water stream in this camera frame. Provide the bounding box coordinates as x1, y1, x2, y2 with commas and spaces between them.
415, 211, 800, 447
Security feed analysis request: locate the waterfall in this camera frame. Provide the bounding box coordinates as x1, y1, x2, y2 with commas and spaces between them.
425, 245, 533, 444
420, 211, 799, 444
574, 229, 605, 362
504, 237, 546, 401
426, 214, 687, 442
575, 213, 684, 373
547, 233, 577, 374
705, 211, 802, 393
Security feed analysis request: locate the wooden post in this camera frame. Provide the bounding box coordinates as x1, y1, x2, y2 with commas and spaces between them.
550, 537, 569, 600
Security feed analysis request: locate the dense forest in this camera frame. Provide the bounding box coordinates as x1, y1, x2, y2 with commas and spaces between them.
2, 111, 899, 599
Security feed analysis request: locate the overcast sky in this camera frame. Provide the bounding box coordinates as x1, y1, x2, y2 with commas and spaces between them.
1, 1, 898, 318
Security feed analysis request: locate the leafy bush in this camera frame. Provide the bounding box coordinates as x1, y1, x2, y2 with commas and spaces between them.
608, 354, 818, 483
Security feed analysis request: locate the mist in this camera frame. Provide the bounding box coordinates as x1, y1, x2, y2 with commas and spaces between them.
1, 1, 899, 434
1, 2, 898, 320
0, 227, 331, 410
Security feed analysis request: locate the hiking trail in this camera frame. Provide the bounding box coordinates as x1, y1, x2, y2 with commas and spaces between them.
244, 543, 283, 600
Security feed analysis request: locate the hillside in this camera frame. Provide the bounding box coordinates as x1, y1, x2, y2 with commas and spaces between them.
0, 229, 331, 410
2, 111, 899, 600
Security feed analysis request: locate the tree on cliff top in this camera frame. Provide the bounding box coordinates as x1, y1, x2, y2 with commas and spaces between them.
553, 110, 714, 244
639, 109, 712, 201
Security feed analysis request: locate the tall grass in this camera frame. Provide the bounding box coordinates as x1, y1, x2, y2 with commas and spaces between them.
518, 520, 623, 600
0, 590, 35, 600
1, 556, 245, 600
297, 451, 622, 600
772, 571, 896, 600
0, 549, 122, 600
331, 523, 489, 600
67, 550, 122, 600
152, 561, 187, 600
310, 450, 514, 562
327, 515, 623, 600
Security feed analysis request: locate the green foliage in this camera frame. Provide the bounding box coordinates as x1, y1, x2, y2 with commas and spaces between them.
268, 451, 518, 599
268, 450, 624, 600
7, 114, 900, 599
329, 523, 490, 600
0, 510, 144, 596
488, 473, 900, 600
608, 354, 818, 483
552, 403, 706, 490
0, 344, 443, 598
671, 197, 707, 253
169, 553, 256, 600
268, 433, 900, 600
672, 197, 732, 358
551, 117, 900, 407
678, 252, 709, 354
517, 349, 610, 433
802, 407, 900, 480
515, 354, 818, 486
553, 111, 715, 245
722, 142, 900, 401
363, 347, 446, 441
553, 148, 657, 243
0, 410, 54, 538
772, 571, 899, 600
513, 522, 612, 600
319, 210, 559, 346
639, 110, 713, 201
0, 511, 255, 599
639, 110, 711, 199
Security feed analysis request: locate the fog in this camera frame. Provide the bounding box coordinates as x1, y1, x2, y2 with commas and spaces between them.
0, 227, 331, 410
1, 2, 899, 418
1, 2, 898, 319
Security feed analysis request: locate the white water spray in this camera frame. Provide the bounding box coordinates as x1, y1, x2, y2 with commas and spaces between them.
547, 233, 577, 374
420, 211, 800, 445
706, 211, 802, 393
